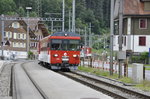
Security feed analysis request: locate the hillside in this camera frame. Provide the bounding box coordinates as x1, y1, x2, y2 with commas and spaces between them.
0, 0, 110, 34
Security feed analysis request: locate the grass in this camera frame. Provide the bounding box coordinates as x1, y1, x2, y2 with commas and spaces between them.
78, 66, 150, 91
118, 77, 134, 83
135, 80, 150, 91
144, 64, 150, 67
92, 49, 103, 54
144, 64, 150, 70
128, 64, 133, 67
78, 66, 131, 82
145, 68, 150, 70
92, 49, 110, 54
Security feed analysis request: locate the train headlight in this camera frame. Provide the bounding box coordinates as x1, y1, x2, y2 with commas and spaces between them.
54, 54, 58, 57
73, 54, 77, 57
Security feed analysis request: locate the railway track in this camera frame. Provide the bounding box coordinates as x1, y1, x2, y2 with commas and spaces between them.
59, 71, 150, 99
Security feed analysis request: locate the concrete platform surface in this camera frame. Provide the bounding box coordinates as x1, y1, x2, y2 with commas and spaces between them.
14, 63, 44, 99
0, 60, 4, 70
0, 97, 12, 99
24, 61, 112, 99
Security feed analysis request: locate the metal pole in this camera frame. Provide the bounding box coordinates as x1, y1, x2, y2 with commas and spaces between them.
118, 0, 123, 78
69, 9, 71, 32
104, 35, 106, 50
79, 28, 80, 35
62, 0, 65, 32
51, 21, 53, 33
85, 26, 87, 47
89, 23, 92, 48
110, 0, 114, 75
1, 14, 4, 59
72, 0, 75, 32
26, 7, 32, 53
27, 10, 29, 53
84, 26, 87, 65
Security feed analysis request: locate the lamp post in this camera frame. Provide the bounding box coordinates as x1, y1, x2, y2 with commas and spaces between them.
118, 0, 123, 78
62, 0, 65, 32
26, 7, 32, 53
1, 14, 4, 60
110, 0, 114, 75
72, 0, 75, 32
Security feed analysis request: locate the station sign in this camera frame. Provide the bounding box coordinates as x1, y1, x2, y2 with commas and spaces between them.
5, 40, 10, 46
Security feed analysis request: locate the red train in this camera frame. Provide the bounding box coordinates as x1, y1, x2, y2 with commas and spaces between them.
38, 32, 81, 70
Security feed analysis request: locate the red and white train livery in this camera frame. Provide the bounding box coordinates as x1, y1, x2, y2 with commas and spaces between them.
38, 32, 81, 70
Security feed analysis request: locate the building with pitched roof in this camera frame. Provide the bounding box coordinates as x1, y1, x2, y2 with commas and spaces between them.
0, 15, 49, 59
113, 0, 150, 54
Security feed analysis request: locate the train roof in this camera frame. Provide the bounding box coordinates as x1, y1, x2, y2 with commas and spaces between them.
51, 32, 80, 37
40, 32, 80, 42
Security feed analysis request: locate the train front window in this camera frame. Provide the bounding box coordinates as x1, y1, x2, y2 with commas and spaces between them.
62, 40, 68, 50
69, 40, 80, 51
51, 39, 80, 51
51, 39, 62, 50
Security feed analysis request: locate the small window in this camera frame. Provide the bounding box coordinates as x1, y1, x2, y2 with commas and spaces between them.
23, 34, 26, 39
22, 34, 25, 39
23, 43, 25, 48
20, 34, 22, 39
16, 43, 18, 47
139, 36, 146, 46
139, 19, 147, 29
4, 32, 6, 37
12, 22, 19, 28
124, 36, 126, 46
18, 34, 20, 39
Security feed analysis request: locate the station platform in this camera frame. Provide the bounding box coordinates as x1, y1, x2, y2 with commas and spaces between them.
0, 60, 5, 73
23, 61, 113, 99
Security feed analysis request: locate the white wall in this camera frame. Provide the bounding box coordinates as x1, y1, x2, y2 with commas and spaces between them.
113, 35, 150, 53
0, 50, 27, 59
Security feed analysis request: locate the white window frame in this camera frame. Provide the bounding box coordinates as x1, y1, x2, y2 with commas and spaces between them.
16, 42, 18, 47
14, 33, 17, 39
20, 34, 23, 39
24, 34, 26, 39
24, 43, 26, 48
13, 42, 16, 47
9, 32, 12, 38
18, 33, 20, 39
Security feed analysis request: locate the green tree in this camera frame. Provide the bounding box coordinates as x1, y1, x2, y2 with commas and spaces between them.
0, 0, 111, 36
17, 7, 25, 17
0, 0, 16, 15
140, 52, 149, 64
30, 11, 38, 17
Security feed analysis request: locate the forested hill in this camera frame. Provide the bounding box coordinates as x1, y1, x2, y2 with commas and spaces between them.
0, 0, 110, 34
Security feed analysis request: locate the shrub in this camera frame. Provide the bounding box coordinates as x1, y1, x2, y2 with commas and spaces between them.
28, 51, 34, 59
